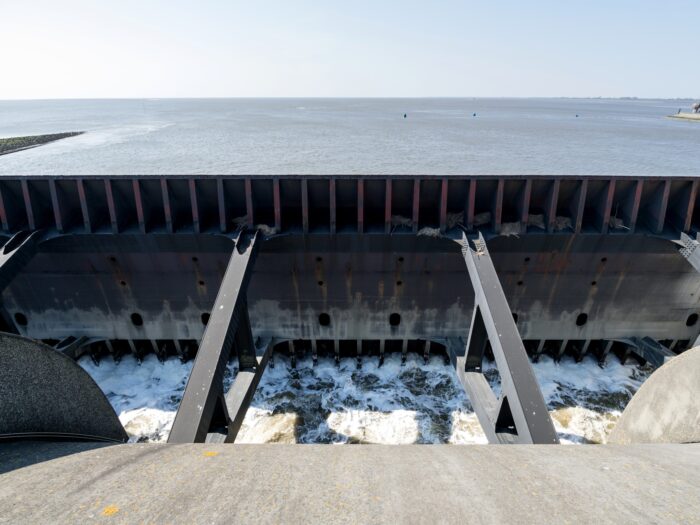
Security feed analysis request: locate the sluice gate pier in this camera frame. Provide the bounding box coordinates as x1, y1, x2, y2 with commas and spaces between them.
1, 175, 700, 522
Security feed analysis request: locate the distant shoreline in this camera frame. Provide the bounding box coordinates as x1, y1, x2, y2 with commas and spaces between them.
0, 132, 84, 156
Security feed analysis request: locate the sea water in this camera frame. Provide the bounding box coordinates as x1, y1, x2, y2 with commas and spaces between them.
1, 98, 699, 175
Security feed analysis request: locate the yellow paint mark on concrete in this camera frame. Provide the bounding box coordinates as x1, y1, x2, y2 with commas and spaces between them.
203, 451, 219, 457
101, 505, 119, 516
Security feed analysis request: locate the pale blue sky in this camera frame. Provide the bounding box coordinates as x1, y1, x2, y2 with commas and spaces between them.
2, 0, 698, 99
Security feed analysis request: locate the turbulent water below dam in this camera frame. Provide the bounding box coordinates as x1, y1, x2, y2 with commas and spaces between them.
80, 352, 651, 445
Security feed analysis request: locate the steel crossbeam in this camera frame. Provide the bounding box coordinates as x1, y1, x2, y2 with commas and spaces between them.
448, 233, 559, 444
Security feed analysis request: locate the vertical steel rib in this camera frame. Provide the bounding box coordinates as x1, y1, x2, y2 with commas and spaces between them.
76, 179, 92, 233
439, 178, 448, 232
48, 180, 64, 233
189, 179, 200, 233
385, 179, 392, 234
20, 181, 35, 231
217, 178, 227, 233
161, 179, 174, 233
104, 179, 119, 233
412, 179, 420, 233
132, 180, 146, 234
329, 178, 336, 234
357, 179, 364, 234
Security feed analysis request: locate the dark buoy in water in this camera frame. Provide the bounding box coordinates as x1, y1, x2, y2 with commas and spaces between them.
403, 113, 407, 118
575, 114, 579, 118
473, 113, 477, 117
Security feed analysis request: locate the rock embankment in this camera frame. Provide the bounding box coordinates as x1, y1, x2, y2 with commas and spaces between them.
0, 131, 84, 156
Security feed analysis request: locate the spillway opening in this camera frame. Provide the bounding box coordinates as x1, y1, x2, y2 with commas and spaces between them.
78, 339, 656, 445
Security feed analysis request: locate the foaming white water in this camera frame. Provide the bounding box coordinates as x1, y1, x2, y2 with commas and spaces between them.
80, 352, 651, 445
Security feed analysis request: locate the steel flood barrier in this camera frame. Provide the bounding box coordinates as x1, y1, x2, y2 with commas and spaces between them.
0, 175, 698, 444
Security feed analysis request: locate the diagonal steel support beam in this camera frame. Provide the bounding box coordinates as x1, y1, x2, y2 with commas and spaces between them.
449, 233, 559, 444
168, 232, 262, 443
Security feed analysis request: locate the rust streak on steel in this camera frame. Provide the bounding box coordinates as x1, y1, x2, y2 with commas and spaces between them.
329, 178, 336, 234
439, 178, 448, 232
574, 179, 588, 233
357, 179, 364, 234
48, 179, 64, 233
493, 178, 504, 233
412, 179, 420, 233
76, 179, 91, 233
628, 180, 644, 233
133, 180, 146, 234
466, 179, 476, 231
546, 179, 560, 233
273, 179, 281, 232
217, 178, 227, 233
104, 179, 119, 233
161, 179, 174, 233
244, 178, 254, 228
385, 179, 392, 234
20, 180, 35, 231
302, 178, 309, 233
189, 179, 200, 233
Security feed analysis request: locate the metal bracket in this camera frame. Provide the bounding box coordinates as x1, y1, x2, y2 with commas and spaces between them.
54, 336, 94, 360
0, 231, 41, 293
168, 232, 264, 443
448, 233, 559, 444
615, 337, 675, 368
673, 232, 700, 273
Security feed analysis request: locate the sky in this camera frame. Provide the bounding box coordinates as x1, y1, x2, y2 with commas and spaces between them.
1, 0, 698, 99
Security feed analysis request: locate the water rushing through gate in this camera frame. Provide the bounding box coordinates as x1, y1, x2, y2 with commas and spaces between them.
80, 352, 651, 445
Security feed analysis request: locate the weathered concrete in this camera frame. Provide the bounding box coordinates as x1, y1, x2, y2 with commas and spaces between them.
1, 442, 699, 524
609, 347, 700, 444
0, 333, 126, 442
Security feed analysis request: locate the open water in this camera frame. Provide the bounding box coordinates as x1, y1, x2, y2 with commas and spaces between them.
1, 98, 698, 175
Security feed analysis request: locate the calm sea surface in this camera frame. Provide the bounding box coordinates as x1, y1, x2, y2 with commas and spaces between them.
0, 98, 698, 175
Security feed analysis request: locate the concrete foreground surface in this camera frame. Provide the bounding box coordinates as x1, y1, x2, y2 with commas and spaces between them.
1, 442, 699, 524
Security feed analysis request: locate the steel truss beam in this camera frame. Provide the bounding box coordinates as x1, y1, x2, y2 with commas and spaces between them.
448, 233, 559, 444
168, 232, 267, 444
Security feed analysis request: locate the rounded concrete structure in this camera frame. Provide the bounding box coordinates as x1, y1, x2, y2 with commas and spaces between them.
609, 347, 700, 444
0, 332, 127, 442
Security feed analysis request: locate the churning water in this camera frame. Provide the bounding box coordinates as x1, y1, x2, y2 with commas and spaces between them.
80, 352, 651, 445
1, 98, 699, 175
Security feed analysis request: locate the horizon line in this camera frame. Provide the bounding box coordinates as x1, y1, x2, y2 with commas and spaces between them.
1, 95, 698, 103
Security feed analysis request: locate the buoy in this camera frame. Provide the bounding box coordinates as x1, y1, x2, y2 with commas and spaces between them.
403, 113, 407, 118
473, 113, 477, 117
575, 114, 579, 118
